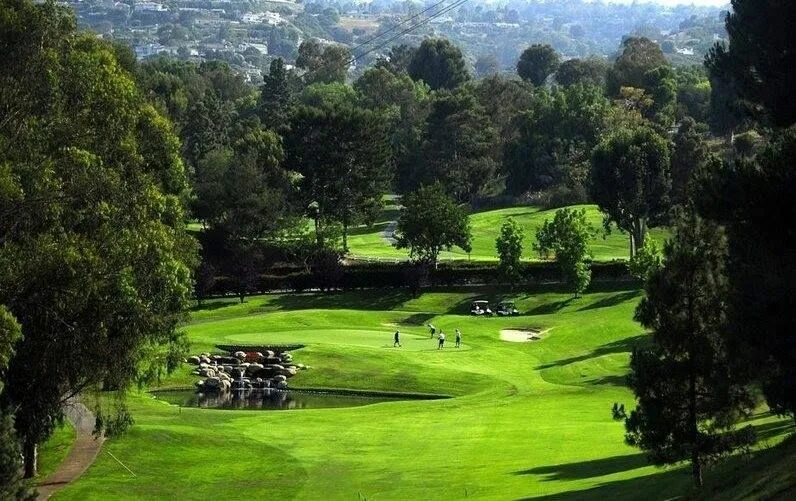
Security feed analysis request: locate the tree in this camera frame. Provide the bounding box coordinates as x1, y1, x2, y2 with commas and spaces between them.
469, 75, 534, 157
533, 208, 594, 297
0, 0, 196, 477
407, 38, 470, 91
591, 127, 671, 257
706, 0, 796, 127
504, 85, 610, 196
696, 128, 796, 420
296, 40, 350, 84
671, 118, 709, 206
394, 184, 472, 268
354, 67, 430, 193
555, 57, 609, 88
627, 210, 756, 486
495, 218, 524, 288
258, 58, 297, 131
414, 88, 498, 203
607, 37, 669, 96
375, 44, 417, 75
287, 91, 392, 250
0, 307, 35, 500
628, 239, 662, 282
516, 44, 560, 86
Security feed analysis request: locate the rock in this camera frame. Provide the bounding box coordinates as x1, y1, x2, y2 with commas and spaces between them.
195, 379, 205, 387
273, 374, 287, 383
199, 368, 216, 378
221, 380, 231, 391
230, 367, 245, 378
187, 355, 201, 365
219, 373, 231, 382
276, 380, 288, 390
245, 363, 264, 376
265, 350, 275, 358
201, 352, 211, 358
234, 351, 246, 361
204, 376, 221, 389
200, 356, 211, 364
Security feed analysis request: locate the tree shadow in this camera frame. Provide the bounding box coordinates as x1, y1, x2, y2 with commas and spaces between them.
398, 312, 436, 326
514, 453, 650, 480
526, 298, 576, 315
588, 374, 629, 387
190, 299, 241, 313
578, 291, 642, 311
752, 420, 795, 442
536, 334, 649, 370
269, 289, 413, 311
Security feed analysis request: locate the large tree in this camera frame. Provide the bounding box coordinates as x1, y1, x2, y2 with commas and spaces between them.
495, 218, 525, 288
670, 118, 710, 207
258, 58, 298, 132
407, 38, 470, 91
706, 0, 796, 127
394, 184, 472, 268
0, 0, 196, 476
555, 57, 609, 88
627, 210, 756, 486
286, 88, 392, 250
516, 44, 560, 86
505, 84, 610, 196
415, 89, 498, 203
606, 37, 669, 96
590, 126, 671, 257
296, 39, 351, 84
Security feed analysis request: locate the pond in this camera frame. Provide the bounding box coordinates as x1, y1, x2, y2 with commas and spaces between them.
152, 389, 438, 411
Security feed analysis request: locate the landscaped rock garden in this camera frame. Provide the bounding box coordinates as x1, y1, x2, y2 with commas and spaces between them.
186, 349, 307, 394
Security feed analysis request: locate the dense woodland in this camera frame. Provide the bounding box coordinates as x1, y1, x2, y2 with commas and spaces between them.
0, 0, 794, 496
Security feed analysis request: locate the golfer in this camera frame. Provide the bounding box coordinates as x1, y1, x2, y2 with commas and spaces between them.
394, 330, 401, 347
438, 331, 445, 349
428, 323, 436, 338
455, 329, 462, 348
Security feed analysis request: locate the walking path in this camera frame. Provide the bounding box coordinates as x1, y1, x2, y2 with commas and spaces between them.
37, 400, 104, 500
381, 219, 398, 245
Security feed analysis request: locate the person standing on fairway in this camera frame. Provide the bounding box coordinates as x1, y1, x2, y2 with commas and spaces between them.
455, 329, 462, 348
438, 331, 445, 349
428, 323, 436, 338
394, 330, 401, 347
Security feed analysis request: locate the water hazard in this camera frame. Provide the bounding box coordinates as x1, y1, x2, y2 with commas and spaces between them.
152, 389, 426, 411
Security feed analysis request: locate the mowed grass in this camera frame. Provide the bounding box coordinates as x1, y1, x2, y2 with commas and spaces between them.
346, 204, 669, 262
58, 287, 793, 500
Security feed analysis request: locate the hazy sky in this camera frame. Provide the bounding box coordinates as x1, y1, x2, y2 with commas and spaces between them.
592, 0, 729, 5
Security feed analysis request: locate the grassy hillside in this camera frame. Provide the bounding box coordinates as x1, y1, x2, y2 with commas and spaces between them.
347, 204, 669, 263
58, 287, 792, 500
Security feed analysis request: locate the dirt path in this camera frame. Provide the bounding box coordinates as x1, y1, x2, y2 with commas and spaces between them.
37, 400, 104, 500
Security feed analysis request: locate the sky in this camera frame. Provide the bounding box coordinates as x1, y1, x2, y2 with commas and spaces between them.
589, 0, 729, 5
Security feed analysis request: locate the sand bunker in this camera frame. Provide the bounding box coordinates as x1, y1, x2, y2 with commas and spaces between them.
500, 329, 546, 342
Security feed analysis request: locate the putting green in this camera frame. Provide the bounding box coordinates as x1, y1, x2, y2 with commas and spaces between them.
57, 287, 794, 500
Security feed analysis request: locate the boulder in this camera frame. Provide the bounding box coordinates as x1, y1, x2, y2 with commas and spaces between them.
204, 376, 221, 389
187, 355, 201, 365
276, 380, 288, 390
200, 356, 211, 365
273, 374, 287, 383
234, 351, 246, 361
199, 368, 216, 378
245, 363, 264, 376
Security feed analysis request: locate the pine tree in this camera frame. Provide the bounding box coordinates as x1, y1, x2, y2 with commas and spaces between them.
626, 210, 756, 486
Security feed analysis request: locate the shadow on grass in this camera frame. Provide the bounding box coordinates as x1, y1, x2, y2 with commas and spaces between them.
399, 312, 436, 326
536, 334, 649, 370
526, 298, 576, 315
514, 453, 649, 480
589, 374, 629, 387
577, 291, 642, 311
190, 299, 241, 313
270, 289, 414, 312
753, 420, 795, 442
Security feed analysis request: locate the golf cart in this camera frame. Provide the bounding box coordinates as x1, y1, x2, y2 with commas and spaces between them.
470, 300, 493, 316
497, 301, 519, 316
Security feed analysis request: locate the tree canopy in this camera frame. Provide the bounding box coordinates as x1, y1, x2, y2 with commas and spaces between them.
407, 38, 470, 91
516, 44, 560, 86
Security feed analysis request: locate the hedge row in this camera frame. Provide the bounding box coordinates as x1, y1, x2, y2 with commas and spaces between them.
198, 261, 631, 298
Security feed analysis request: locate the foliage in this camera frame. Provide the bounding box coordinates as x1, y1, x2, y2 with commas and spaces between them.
296, 39, 350, 84
495, 218, 525, 287
394, 184, 472, 267
414, 88, 498, 202
0, 0, 196, 477
607, 37, 669, 96
709, 0, 796, 127
258, 58, 298, 132
628, 210, 756, 486
407, 38, 470, 91
286, 90, 392, 249
516, 44, 560, 86
504, 84, 610, 195
671, 118, 709, 206
533, 208, 594, 297
555, 57, 609, 88
590, 126, 671, 257
696, 127, 796, 419
474, 53, 499, 77
628, 239, 662, 282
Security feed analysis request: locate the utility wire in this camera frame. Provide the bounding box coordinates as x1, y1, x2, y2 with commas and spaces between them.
347, 0, 453, 54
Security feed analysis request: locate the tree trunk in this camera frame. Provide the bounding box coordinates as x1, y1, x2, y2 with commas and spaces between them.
342, 217, 348, 253
23, 437, 37, 479
630, 218, 647, 258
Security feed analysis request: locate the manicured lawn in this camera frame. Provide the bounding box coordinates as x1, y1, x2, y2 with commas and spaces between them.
347, 204, 669, 262
58, 286, 793, 500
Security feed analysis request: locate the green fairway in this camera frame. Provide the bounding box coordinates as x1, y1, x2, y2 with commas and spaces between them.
346, 204, 668, 262
58, 287, 792, 500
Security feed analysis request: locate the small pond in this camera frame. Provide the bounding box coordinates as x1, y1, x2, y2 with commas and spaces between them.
152, 389, 437, 411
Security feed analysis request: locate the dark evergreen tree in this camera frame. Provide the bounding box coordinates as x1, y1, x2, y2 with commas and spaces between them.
516, 44, 560, 86
407, 38, 470, 91
627, 210, 756, 486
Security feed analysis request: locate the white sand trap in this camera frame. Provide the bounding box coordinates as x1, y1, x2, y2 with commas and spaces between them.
500, 329, 547, 342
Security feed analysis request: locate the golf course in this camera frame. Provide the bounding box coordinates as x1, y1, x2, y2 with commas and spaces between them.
345, 203, 668, 262
51, 285, 794, 500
